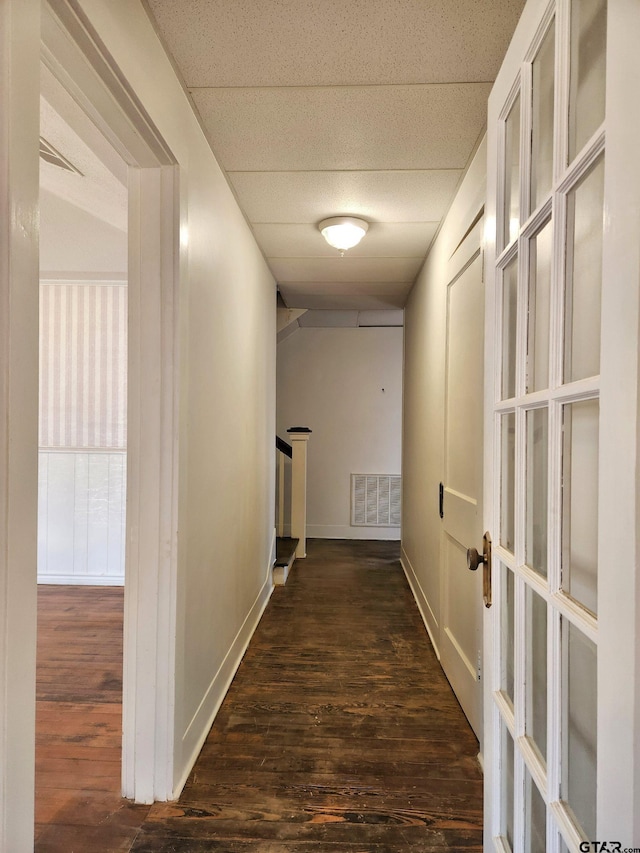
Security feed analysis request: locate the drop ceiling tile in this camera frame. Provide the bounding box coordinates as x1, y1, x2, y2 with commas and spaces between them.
191, 84, 491, 171
147, 0, 525, 87
253, 222, 438, 259
279, 281, 413, 310
269, 257, 422, 284
230, 170, 461, 224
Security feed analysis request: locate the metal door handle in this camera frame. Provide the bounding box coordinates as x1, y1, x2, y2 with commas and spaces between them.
466, 547, 485, 571
466, 532, 492, 608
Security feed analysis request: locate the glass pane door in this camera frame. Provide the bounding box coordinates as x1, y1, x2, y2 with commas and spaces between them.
486, 1, 610, 849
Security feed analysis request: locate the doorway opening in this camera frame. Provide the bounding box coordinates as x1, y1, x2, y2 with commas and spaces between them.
33, 0, 180, 820
35, 60, 129, 837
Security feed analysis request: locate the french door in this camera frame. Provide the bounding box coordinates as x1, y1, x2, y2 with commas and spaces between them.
484, 0, 640, 849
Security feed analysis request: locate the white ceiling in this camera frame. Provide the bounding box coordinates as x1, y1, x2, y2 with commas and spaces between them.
145, 0, 525, 310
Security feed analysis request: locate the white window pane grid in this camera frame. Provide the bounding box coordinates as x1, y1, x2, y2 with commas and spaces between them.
560, 399, 599, 615
497, 77, 524, 257
526, 221, 553, 395
530, 16, 556, 213
561, 153, 605, 385
504, 723, 516, 849
525, 765, 547, 853
492, 3, 606, 849
524, 584, 548, 765
567, 0, 607, 165
524, 406, 549, 579
499, 255, 520, 402
493, 390, 599, 845
500, 413, 517, 554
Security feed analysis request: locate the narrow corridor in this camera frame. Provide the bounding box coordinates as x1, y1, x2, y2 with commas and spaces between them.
36, 539, 483, 852
134, 539, 483, 851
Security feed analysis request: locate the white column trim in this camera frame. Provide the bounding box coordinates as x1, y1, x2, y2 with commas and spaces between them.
123, 164, 180, 802
288, 429, 311, 558
0, 2, 40, 850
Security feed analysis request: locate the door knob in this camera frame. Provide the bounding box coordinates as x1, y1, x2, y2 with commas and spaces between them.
467, 532, 492, 608
467, 547, 485, 571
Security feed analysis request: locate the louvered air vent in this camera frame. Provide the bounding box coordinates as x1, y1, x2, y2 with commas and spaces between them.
39, 137, 84, 176
351, 474, 401, 527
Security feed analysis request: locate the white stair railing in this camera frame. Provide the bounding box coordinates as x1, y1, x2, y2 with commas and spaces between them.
275, 427, 312, 559
287, 427, 311, 558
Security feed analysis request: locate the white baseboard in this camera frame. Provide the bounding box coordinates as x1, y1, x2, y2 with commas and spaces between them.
172, 558, 274, 799
37, 574, 124, 586
400, 545, 440, 659
307, 524, 400, 540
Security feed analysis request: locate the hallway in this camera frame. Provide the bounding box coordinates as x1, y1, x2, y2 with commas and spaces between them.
37, 539, 483, 851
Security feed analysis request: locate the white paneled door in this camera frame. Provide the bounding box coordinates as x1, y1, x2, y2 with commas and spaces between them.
484, 0, 640, 849
441, 218, 485, 738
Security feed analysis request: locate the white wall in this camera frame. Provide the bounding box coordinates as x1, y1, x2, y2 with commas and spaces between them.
401, 140, 486, 648
40, 189, 127, 277
66, 0, 278, 798
277, 326, 402, 540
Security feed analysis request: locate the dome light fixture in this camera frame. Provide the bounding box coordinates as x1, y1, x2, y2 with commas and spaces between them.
318, 216, 369, 253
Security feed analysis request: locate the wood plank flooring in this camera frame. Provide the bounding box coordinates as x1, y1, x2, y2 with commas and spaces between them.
35, 540, 483, 852
35, 585, 151, 852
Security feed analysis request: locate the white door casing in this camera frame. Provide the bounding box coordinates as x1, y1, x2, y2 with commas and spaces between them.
484, 0, 640, 849
0, 2, 40, 850
42, 0, 181, 805
440, 216, 485, 739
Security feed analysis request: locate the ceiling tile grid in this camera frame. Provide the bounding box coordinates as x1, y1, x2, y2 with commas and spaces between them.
190, 83, 493, 172
252, 223, 439, 259
227, 170, 461, 225
145, 0, 525, 309
146, 0, 526, 88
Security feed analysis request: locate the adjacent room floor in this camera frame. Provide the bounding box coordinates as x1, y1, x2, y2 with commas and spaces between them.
35, 539, 483, 852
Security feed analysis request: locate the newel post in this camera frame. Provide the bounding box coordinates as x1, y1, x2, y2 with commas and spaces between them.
287, 427, 312, 558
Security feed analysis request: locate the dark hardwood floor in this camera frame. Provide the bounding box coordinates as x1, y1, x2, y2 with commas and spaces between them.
35, 585, 150, 852
36, 540, 483, 852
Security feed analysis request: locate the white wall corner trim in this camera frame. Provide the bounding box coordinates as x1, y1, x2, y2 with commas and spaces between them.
122, 163, 180, 805
0, 2, 40, 849
174, 562, 274, 799
400, 548, 441, 659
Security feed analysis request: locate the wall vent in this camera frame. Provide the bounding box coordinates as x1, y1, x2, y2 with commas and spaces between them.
351, 474, 401, 527
39, 137, 84, 176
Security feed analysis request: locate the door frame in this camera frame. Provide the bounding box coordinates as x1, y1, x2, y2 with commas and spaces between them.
440, 214, 485, 740
41, 0, 182, 804
483, 0, 640, 847
0, 2, 41, 849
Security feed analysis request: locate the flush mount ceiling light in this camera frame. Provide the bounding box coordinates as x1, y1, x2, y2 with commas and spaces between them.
318, 216, 369, 252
